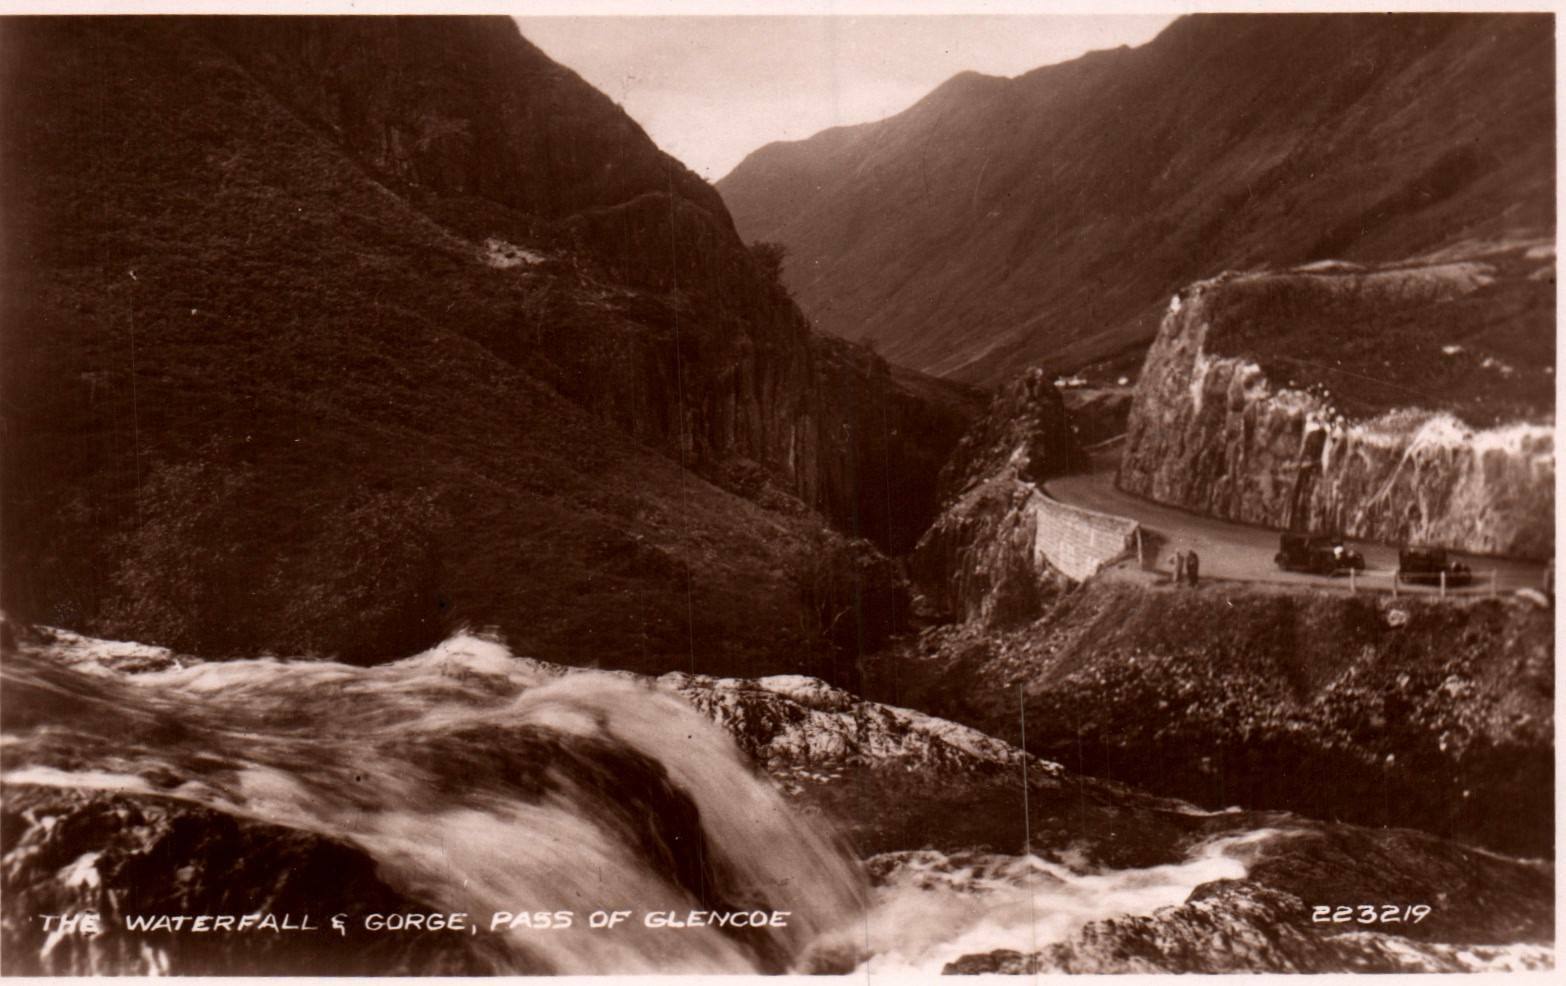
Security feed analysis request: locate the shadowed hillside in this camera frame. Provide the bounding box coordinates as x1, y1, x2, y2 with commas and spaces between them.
0, 16, 975, 673
719, 14, 1554, 387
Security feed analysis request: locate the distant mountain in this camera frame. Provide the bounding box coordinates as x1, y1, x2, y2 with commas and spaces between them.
718, 14, 1554, 386
0, 17, 975, 675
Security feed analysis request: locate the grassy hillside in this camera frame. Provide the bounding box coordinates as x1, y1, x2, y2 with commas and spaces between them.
718, 14, 1554, 389
1199, 247, 1554, 427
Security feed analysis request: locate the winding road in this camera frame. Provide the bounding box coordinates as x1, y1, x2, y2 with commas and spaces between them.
1043, 450, 1550, 596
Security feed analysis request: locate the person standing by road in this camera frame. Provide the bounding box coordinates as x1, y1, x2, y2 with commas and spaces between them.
1171, 548, 1186, 586
1186, 550, 1201, 587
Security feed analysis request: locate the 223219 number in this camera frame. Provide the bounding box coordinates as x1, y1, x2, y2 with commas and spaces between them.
1312, 904, 1431, 925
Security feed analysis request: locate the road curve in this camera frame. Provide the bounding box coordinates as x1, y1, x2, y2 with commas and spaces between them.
1042, 454, 1549, 595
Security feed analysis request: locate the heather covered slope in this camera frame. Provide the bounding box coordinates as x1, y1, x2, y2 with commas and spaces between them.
0, 17, 970, 672
718, 14, 1554, 386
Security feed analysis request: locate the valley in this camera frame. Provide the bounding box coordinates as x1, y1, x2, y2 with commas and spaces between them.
719, 14, 1553, 389
0, 11, 1555, 977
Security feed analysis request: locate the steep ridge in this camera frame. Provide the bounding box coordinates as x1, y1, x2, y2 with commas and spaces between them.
0, 17, 973, 670
200, 17, 731, 228
718, 14, 1554, 385
193, 16, 978, 543
1118, 248, 1554, 559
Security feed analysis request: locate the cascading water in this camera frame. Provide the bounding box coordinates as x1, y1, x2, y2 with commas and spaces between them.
2, 632, 865, 974
835, 831, 1277, 975
1, 627, 1554, 975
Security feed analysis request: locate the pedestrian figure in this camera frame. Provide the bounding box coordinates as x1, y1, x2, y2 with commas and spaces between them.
1171, 549, 1186, 586
1186, 550, 1201, 587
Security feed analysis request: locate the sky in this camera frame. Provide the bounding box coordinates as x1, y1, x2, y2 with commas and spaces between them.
517, 15, 1176, 181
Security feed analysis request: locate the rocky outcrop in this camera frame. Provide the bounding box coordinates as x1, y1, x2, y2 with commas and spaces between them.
0, 786, 502, 976
909, 371, 1086, 623
947, 818, 1555, 973
865, 580, 1556, 856
909, 370, 1142, 617
661, 670, 1057, 781
933, 369, 1087, 496
954, 876, 1553, 973
1119, 261, 1554, 558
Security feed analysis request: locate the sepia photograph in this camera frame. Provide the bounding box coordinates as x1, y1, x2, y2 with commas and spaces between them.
0, 0, 1556, 976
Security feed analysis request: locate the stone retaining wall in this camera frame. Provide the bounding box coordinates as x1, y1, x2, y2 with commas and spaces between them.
1028, 491, 1140, 582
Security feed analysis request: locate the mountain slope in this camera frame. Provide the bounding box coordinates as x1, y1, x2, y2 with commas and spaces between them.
0, 17, 974, 673
718, 14, 1554, 386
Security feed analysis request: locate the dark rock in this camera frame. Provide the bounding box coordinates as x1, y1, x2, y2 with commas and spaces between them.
0, 785, 499, 976
866, 581, 1555, 855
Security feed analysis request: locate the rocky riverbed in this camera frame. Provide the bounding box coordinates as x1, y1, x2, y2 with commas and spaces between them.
2, 624, 1554, 974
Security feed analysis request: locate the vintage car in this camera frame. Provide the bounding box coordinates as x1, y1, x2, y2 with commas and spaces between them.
1396, 547, 1473, 587
1274, 533, 1365, 576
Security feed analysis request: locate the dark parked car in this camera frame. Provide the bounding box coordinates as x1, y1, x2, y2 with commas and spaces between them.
1275, 533, 1365, 576
1397, 547, 1473, 586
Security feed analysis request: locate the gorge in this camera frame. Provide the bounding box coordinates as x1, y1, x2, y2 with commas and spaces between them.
0, 11, 1554, 977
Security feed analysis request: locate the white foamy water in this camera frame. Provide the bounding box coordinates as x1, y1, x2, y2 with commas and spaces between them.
822, 830, 1277, 976
5, 628, 1551, 975
2, 632, 865, 974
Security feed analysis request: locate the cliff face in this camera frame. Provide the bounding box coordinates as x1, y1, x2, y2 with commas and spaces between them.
718, 13, 1554, 385
186, 16, 971, 554
0, 16, 971, 666
1119, 256, 1554, 559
